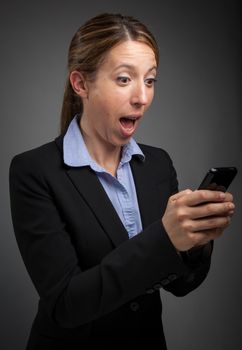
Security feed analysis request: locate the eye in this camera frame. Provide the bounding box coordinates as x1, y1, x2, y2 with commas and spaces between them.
145, 78, 157, 87
117, 76, 131, 85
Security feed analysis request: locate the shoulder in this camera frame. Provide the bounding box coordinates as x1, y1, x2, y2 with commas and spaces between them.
138, 143, 174, 165
9, 136, 63, 178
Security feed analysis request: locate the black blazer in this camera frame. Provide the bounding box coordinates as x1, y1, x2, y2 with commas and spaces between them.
9, 135, 212, 349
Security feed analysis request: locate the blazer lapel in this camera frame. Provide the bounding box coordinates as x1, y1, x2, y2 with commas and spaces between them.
130, 154, 168, 229
55, 135, 167, 246
55, 135, 129, 247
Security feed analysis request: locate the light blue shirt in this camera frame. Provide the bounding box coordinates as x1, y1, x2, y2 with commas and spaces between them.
63, 116, 145, 238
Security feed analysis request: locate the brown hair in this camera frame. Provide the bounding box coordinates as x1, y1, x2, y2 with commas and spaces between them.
60, 13, 159, 134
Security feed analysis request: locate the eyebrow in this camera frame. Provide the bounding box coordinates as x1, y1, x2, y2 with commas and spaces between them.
113, 64, 157, 74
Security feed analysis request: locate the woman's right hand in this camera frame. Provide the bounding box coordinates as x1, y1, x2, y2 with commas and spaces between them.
162, 189, 235, 252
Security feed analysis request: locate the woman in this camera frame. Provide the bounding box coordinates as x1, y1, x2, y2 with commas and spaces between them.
9, 13, 234, 349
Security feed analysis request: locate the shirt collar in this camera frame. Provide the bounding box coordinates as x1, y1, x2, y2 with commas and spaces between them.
63, 115, 145, 170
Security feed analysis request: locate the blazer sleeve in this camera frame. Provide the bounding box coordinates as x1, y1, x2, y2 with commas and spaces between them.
9, 148, 212, 328
160, 149, 213, 296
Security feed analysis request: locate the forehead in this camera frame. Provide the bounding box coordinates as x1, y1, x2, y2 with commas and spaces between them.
102, 40, 157, 70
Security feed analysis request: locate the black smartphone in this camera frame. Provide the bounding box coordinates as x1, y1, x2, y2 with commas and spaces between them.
198, 167, 238, 192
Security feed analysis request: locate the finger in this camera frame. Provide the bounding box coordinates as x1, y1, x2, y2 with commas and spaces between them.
184, 190, 226, 206
170, 189, 193, 202
224, 192, 233, 202
192, 215, 231, 232
189, 202, 235, 219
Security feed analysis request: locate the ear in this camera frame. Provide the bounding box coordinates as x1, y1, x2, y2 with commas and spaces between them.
69, 71, 89, 98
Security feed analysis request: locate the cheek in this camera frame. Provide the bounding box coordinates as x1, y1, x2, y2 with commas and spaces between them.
141, 91, 154, 113
148, 89, 155, 104
102, 90, 129, 113
106, 86, 128, 100
91, 95, 118, 123
89, 92, 109, 112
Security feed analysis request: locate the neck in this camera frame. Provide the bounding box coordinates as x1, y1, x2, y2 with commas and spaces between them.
79, 118, 121, 177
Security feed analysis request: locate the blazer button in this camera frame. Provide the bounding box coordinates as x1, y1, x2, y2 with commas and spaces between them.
161, 278, 170, 286
153, 283, 163, 290
146, 288, 155, 294
168, 274, 177, 282
130, 302, 140, 312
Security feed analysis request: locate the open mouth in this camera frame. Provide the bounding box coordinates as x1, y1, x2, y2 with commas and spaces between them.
119, 116, 141, 137
119, 115, 141, 138
120, 117, 136, 129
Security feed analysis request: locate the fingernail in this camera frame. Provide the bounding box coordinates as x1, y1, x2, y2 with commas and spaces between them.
219, 193, 226, 199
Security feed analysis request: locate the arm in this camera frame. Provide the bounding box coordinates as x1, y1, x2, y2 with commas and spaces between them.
156, 151, 234, 296
161, 167, 234, 295
9, 152, 189, 328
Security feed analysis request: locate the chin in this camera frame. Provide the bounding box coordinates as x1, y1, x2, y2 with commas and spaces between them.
115, 138, 131, 147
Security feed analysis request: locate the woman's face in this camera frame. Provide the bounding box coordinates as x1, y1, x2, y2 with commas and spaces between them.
82, 40, 157, 147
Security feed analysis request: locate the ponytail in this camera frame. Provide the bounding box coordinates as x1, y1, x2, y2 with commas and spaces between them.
60, 79, 83, 135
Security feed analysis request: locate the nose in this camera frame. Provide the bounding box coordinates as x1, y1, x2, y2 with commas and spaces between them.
130, 82, 149, 108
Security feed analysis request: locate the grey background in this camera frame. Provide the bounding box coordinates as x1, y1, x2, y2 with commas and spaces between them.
1, 0, 241, 349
